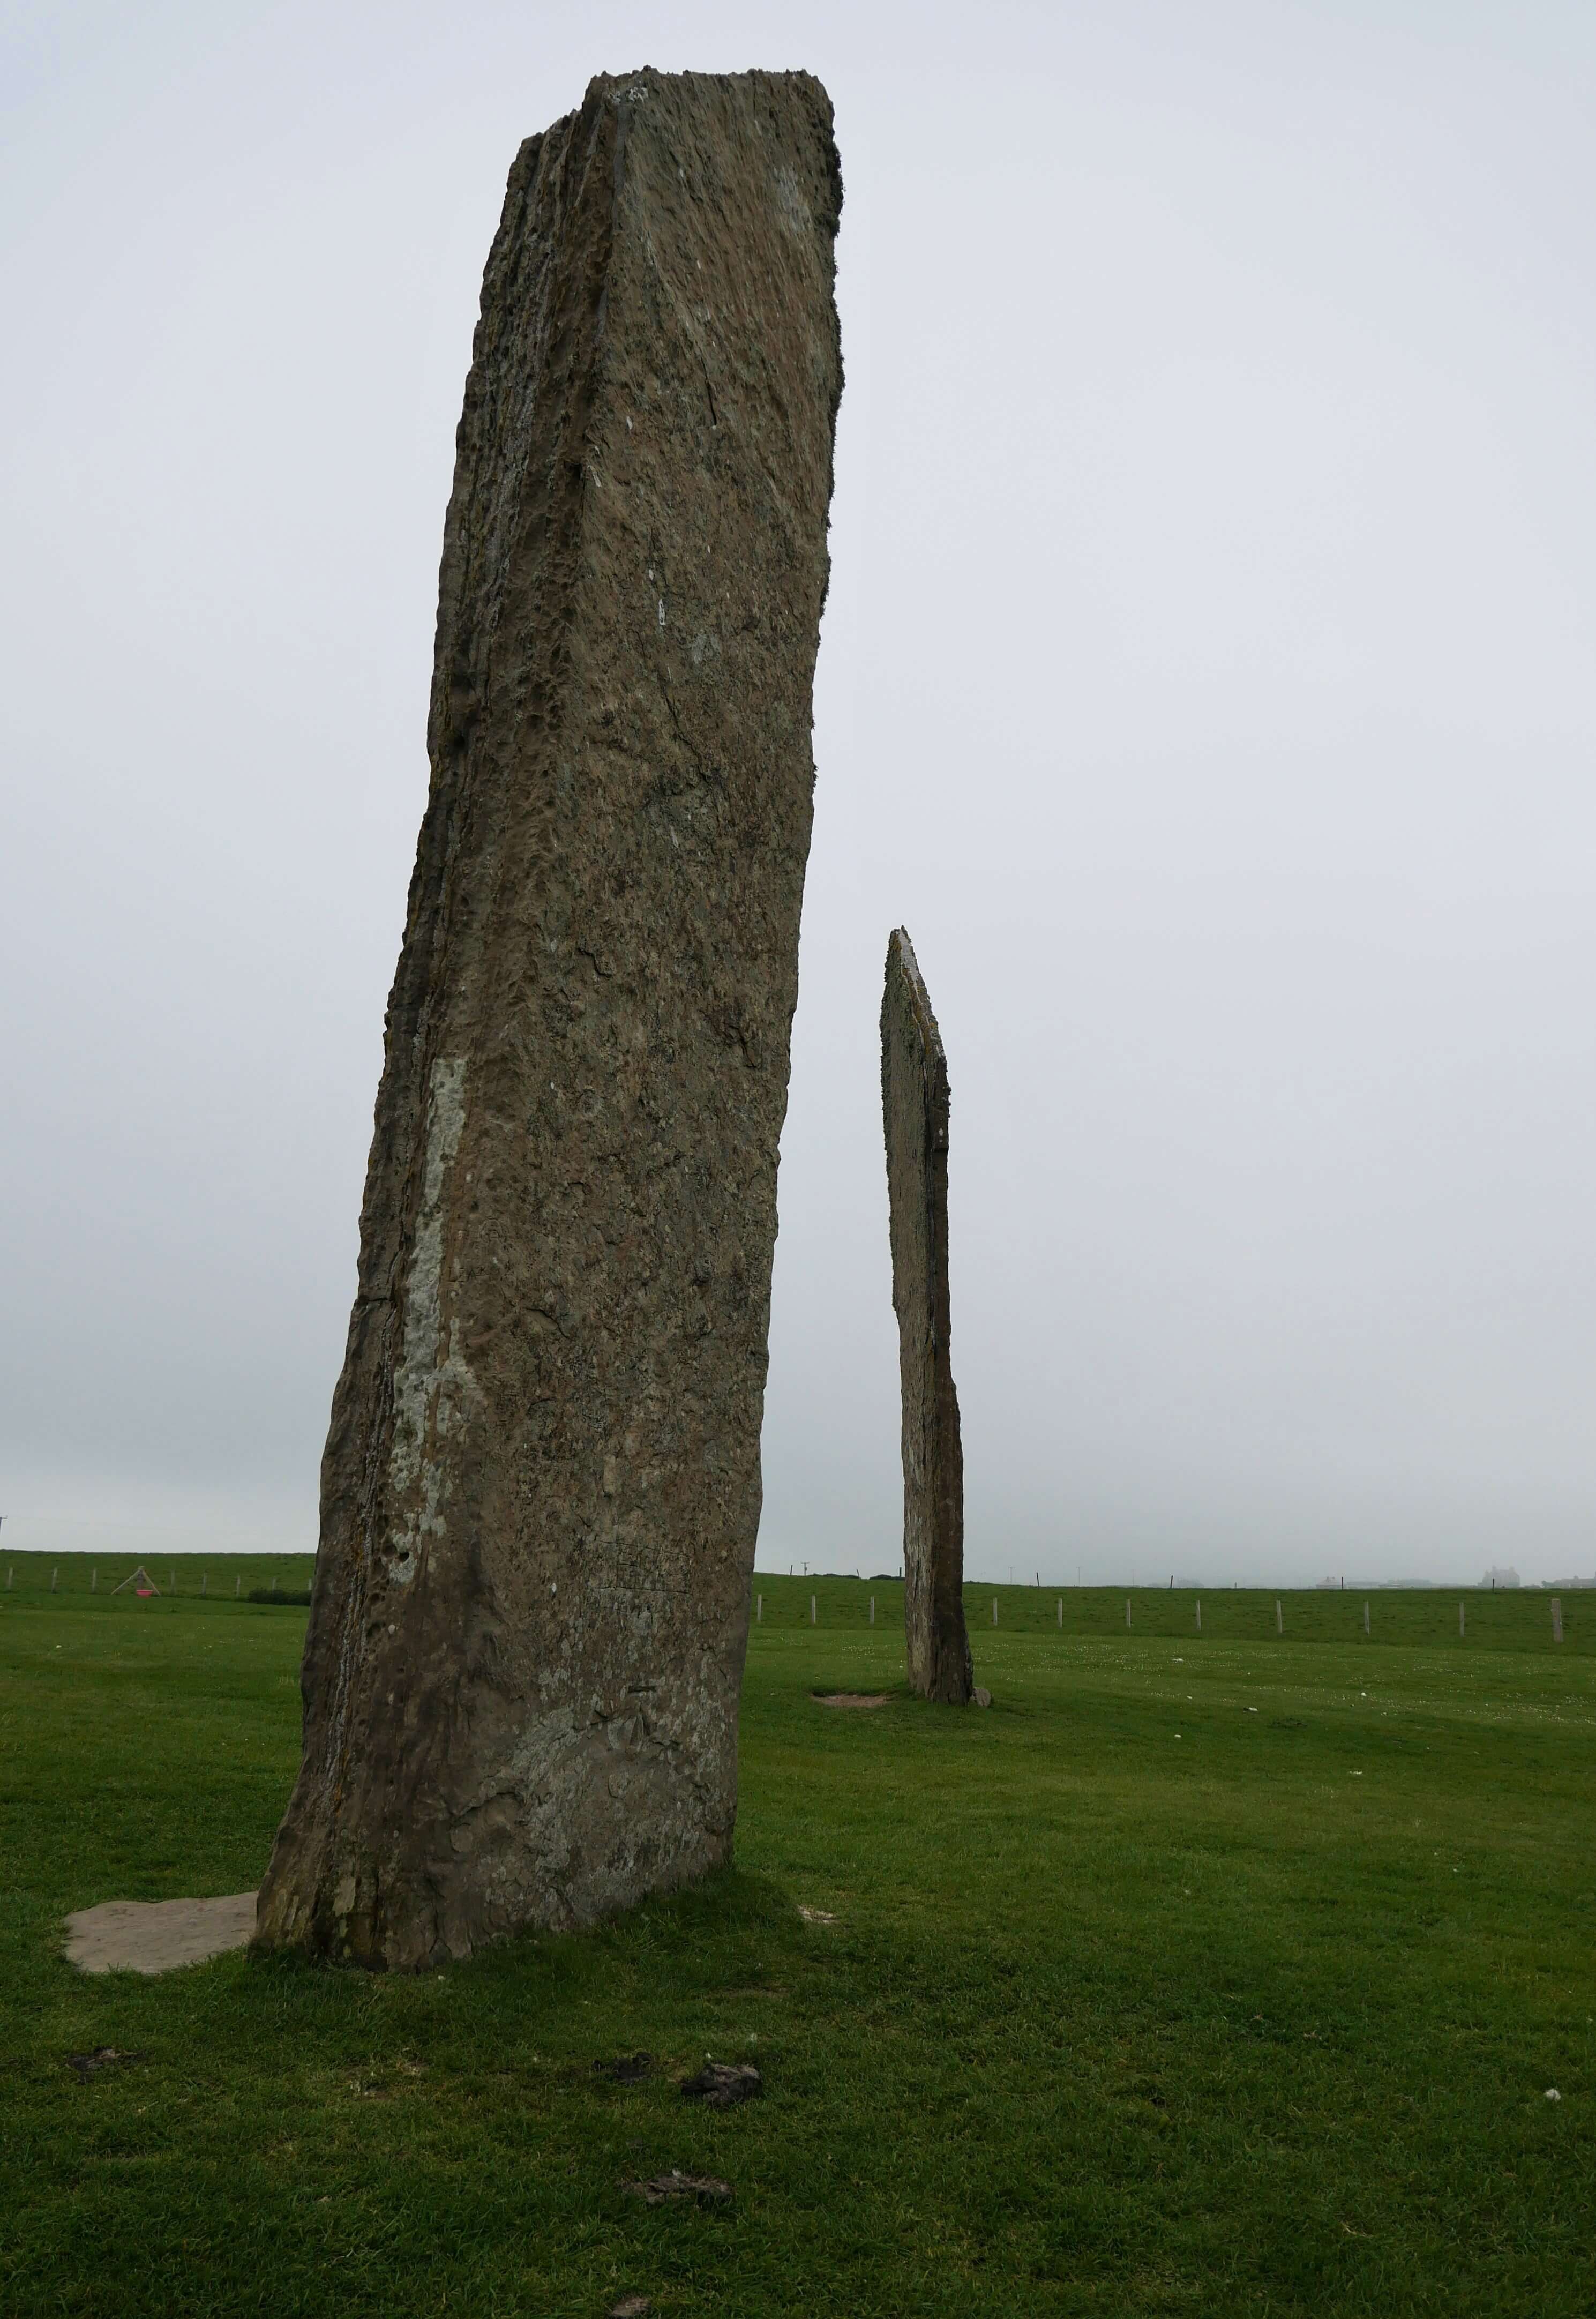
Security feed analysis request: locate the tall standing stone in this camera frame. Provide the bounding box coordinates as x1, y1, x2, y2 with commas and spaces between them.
254, 71, 842, 1969
881, 929, 974, 1704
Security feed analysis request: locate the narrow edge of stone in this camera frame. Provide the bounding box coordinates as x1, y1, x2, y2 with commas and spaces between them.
887, 926, 945, 1075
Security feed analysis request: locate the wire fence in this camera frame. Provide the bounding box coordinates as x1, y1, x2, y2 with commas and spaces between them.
3, 1557, 1584, 1652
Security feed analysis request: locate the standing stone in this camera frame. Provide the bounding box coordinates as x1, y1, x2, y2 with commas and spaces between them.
254, 71, 842, 1969
881, 930, 974, 1704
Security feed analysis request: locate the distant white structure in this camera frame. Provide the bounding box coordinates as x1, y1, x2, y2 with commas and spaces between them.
1481, 1566, 1520, 1589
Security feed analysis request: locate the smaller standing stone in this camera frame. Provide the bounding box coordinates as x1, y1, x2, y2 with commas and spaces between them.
881, 929, 973, 1704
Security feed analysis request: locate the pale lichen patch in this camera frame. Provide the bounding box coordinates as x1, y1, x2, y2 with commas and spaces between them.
389, 1056, 475, 1583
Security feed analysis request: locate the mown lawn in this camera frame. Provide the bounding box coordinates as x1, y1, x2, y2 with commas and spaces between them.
2, 1570, 1591, 2316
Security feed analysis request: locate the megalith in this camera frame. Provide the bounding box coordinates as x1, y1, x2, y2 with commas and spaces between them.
881, 930, 974, 1704
253, 71, 843, 1969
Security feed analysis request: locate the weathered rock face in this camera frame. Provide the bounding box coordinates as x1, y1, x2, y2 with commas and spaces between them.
254, 71, 842, 1970
881, 930, 973, 1704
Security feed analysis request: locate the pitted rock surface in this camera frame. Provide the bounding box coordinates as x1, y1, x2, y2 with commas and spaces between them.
254, 70, 842, 1970
881, 930, 974, 1704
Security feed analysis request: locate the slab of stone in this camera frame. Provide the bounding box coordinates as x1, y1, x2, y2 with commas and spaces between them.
65, 1892, 257, 1975
881, 930, 974, 1704
253, 70, 842, 1971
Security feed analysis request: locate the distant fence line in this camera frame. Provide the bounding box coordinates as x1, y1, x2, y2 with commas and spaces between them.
0, 1561, 1583, 1651
740, 1579, 1580, 1653
2, 1554, 314, 1605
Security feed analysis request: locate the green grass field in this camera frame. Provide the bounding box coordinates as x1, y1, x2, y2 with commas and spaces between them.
3, 1567, 1592, 2316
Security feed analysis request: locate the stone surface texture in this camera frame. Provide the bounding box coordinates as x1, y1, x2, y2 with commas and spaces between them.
254, 70, 842, 1970
65, 1894, 257, 1975
881, 930, 974, 1704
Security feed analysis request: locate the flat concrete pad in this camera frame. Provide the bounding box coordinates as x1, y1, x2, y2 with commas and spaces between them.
64, 1892, 257, 1974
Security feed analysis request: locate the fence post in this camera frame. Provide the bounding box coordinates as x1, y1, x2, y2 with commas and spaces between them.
51, 1567, 58, 1592
1458, 1600, 1465, 1640
91, 1568, 98, 1594
1058, 1598, 1063, 1627
992, 1597, 998, 1626
1195, 1599, 1201, 1633
235, 1574, 241, 1598
755, 1593, 762, 1624
1363, 1599, 1370, 1636
4, 1566, 10, 1591
169, 1568, 175, 1594
1552, 1596, 1563, 1644
810, 1594, 816, 1626
201, 1572, 207, 1598
869, 1596, 875, 1625
1125, 1597, 1131, 1629
1275, 1599, 1283, 1635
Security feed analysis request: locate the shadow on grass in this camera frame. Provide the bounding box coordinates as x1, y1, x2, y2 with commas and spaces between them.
241, 1864, 809, 2013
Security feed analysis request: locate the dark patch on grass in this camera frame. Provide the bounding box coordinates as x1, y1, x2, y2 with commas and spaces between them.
594, 2052, 654, 2083
623, 2168, 733, 2208
67, 2045, 144, 2082
679, 2060, 761, 2107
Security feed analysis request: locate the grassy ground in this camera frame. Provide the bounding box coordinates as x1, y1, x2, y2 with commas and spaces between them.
2, 1571, 1591, 2316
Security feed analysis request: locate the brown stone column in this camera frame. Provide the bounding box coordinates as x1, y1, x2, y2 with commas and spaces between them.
881, 929, 975, 1703
254, 71, 842, 1969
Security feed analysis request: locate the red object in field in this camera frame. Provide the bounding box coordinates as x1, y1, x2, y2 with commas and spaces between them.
135, 1588, 153, 1598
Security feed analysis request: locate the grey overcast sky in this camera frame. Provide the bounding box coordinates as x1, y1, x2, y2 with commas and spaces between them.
3, 1, 1594, 1582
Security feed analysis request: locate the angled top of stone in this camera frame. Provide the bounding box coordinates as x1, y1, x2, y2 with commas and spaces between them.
886, 927, 948, 1093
